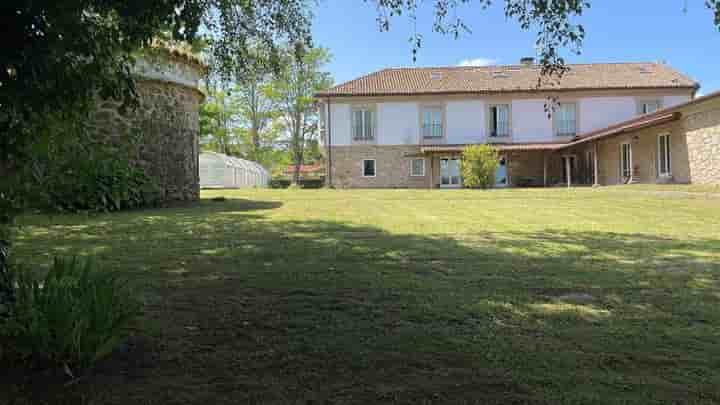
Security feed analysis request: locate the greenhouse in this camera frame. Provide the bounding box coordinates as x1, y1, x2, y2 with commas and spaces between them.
199, 152, 270, 188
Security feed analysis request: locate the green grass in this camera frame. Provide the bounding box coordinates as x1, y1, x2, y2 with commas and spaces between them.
6, 187, 720, 404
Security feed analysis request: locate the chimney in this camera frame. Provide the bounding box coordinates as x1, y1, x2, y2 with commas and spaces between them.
520, 57, 534, 66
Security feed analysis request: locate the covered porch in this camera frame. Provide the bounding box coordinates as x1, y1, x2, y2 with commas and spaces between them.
420, 142, 593, 188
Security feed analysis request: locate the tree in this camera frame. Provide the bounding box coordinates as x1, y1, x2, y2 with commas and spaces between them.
267, 46, 333, 185
460, 145, 499, 189
200, 88, 244, 155
1, 0, 311, 313
372, 1, 720, 79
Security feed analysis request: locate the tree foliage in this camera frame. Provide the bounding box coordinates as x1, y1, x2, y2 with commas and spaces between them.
372, 0, 720, 78
460, 144, 499, 189
0, 0, 312, 315
267, 46, 333, 185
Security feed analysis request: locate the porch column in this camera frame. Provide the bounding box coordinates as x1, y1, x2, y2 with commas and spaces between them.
428, 155, 433, 189
593, 142, 600, 187
565, 156, 572, 188
543, 152, 548, 187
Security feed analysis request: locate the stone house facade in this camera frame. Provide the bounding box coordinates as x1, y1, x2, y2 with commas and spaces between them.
316, 60, 719, 188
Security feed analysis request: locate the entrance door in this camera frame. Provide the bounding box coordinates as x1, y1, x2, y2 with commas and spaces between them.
585, 150, 595, 184
495, 156, 508, 187
440, 158, 461, 188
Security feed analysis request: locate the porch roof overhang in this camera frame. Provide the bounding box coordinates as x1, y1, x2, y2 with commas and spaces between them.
560, 112, 682, 149
421, 142, 567, 153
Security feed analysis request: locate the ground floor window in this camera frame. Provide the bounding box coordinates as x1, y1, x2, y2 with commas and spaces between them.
658, 134, 671, 177
620, 142, 632, 179
362, 159, 376, 177
439, 158, 461, 187
410, 158, 425, 176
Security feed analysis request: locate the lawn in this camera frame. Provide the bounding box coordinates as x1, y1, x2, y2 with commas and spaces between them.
5, 187, 720, 404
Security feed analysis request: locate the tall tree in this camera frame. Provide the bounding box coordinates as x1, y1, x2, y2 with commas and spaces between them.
1, 0, 311, 312
267, 46, 333, 185
200, 88, 243, 155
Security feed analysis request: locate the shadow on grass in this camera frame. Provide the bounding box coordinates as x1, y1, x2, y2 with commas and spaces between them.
6, 199, 720, 405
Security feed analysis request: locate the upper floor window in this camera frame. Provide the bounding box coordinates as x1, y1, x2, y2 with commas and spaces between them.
352, 107, 375, 141
421, 106, 443, 138
554, 102, 577, 137
488, 104, 511, 137
639, 99, 662, 115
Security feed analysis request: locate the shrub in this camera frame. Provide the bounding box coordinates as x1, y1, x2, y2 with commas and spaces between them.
31, 152, 161, 213
460, 144, 499, 189
1, 256, 140, 368
269, 178, 325, 189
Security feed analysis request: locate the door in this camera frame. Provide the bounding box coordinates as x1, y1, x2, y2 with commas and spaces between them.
585, 150, 595, 184
440, 158, 461, 188
495, 156, 508, 187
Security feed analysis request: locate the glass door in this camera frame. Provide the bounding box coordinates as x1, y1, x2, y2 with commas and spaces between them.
440, 158, 461, 187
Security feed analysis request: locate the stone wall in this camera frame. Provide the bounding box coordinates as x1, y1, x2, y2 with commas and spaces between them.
683, 100, 720, 185
89, 52, 205, 201
329, 145, 429, 188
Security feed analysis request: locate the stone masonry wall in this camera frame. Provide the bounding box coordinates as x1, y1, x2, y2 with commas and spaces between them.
684, 102, 720, 185
329, 145, 429, 188
89, 54, 204, 201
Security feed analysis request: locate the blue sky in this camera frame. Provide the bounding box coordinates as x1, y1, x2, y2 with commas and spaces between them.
312, 1, 720, 95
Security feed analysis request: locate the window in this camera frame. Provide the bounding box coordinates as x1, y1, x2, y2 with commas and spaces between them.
658, 134, 672, 177
489, 104, 510, 137
620, 142, 632, 179
421, 106, 443, 138
639, 100, 662, 115
362, 159, 376, 177
352, 107, 375, 140
554, 102, 577, 137
410, 158, 425, 177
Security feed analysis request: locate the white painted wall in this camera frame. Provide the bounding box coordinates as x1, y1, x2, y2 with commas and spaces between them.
579, 97, 637, 134
378, 102, 419, 145
325, 93, 693, 146
511, 99, 554, 142
329, 103, 351, 145
446, 100, 486, 144
664, 95, 692, 109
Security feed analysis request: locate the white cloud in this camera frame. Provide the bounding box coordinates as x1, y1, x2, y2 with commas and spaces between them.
457, 57, 498, 67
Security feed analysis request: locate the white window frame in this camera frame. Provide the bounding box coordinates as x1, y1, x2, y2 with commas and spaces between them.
620, 142, 633, 179
554, 102, 578, 137
410, 158, 425, 177
657, 134, 672, 177
420, 106, 444, 139
361, 159, 376, 178
351, 106, 375, 141
638, 99, 662, 115
488, 104, 511, 138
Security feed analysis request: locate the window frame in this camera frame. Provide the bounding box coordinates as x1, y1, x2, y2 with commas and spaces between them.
351, 105, 376, 142
553, 102, 579, 137
657, 133, 672, 177
637, 98, 663, 115
487, 103, 512, 138
410, 158, 426, 177
419, 104, 445, 139
361, 159, 376, 178
620, 142, 633, 179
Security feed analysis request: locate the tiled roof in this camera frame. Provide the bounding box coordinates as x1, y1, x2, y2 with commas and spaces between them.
317, 63, 698, 97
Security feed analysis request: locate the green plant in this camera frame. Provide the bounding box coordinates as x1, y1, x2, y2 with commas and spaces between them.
1, 256, 140, 368
460, 144, 499, 189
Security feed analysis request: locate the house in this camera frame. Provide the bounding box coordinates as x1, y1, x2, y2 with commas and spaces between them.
315, 59, 719, 188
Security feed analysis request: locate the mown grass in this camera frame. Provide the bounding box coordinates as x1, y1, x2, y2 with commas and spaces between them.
5, 187, 720, 404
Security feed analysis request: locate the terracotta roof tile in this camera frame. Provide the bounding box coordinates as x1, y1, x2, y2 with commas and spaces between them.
317, 63, 698, 97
